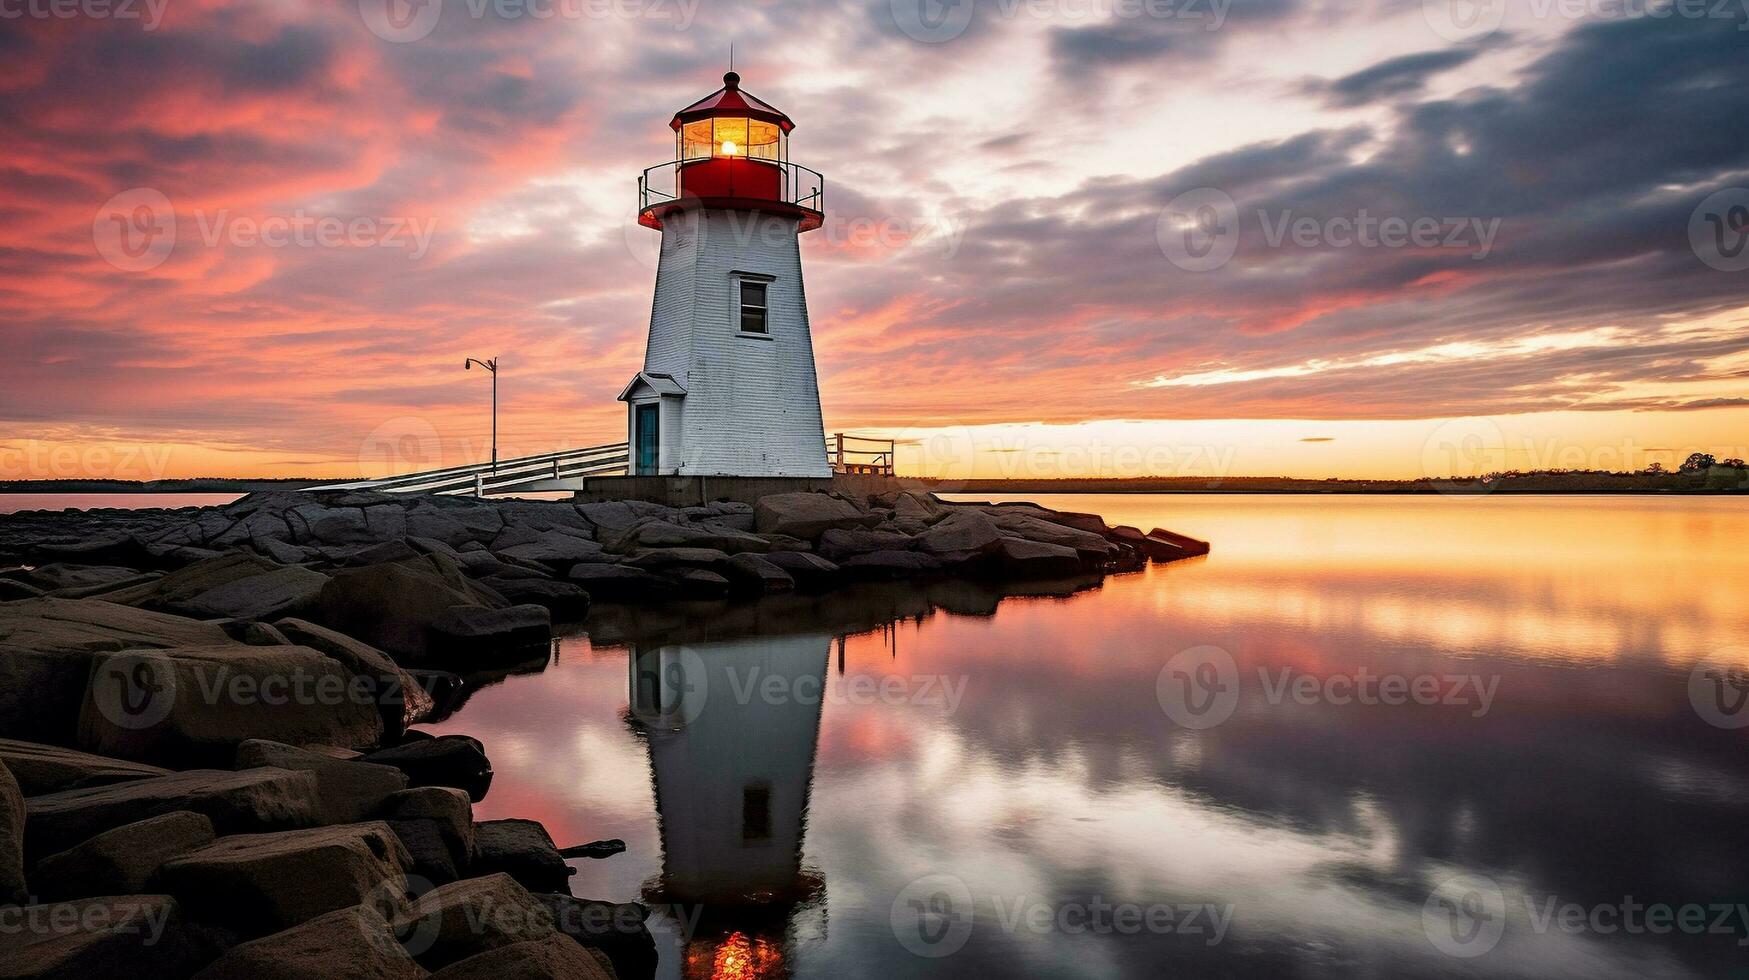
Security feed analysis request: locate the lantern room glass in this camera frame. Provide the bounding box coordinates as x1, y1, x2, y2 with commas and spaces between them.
680, 118, 784, 162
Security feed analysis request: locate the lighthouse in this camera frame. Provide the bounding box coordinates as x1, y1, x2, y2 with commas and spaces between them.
621, 72, 831, 478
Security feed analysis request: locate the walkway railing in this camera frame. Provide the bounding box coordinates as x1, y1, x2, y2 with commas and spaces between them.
305, 443, 628, 497
830, 433, 895, 476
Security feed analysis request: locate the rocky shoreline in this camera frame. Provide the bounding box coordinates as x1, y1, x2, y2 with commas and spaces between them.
0, 488, 1206, 979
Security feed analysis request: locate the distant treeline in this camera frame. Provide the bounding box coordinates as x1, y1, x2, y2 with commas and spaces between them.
918, 462, 1749, 495
0, 478, 326, 493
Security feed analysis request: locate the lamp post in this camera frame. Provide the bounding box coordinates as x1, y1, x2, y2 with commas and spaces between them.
463, 356, 498, 470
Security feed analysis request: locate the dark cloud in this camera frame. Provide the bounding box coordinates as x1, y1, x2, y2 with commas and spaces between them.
1307, 47, 1486, 107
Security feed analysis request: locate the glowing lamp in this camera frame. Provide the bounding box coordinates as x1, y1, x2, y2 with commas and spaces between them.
720, 139, 739, 156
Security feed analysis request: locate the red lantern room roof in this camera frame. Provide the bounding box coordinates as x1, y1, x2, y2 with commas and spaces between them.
671, 72, 795, 133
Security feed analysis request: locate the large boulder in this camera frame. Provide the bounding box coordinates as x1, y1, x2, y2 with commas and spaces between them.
383, 787, 474, 863
574, 500, 677, 537
984, 510, 1115, 560
607, 519, 769, 555
76, 644, 384, 764
0, 739, 170, 796
723, 553, 794, 595
494, 529, 606, 567
272, 618, 433, 739
105, 553, 330, 621
753, 493, 869, 540
155, 821, 412, 937
913, 509, 1004, 555
24, 767, 320, 860
989, 537, 1084, 578
474, 577, 591, 619
0, 760, 23, 906
313, 555, 532, 664
191, 903, 425, 980
397, 873, 556, 968
387, 817, 462, 886
8, 563, 150, 594
0, 895, 200, 980
760, 551, 841, 592
0, 599, 230, 740
33, 811, 215, 901
538, 893, 657, 980
427, 605, 551, 664
817, 527, 914, 560
234, 740, 409, 825
837, 550, 945, 579
363, 736, 493, 802
564, 564, 676, 602
470, 819, 572, 893
430, 932, 615, 980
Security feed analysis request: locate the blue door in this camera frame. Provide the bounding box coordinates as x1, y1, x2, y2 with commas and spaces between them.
635, 403, 660, 475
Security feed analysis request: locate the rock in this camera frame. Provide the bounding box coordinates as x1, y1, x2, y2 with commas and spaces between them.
190, 903, 424, 980
363, 737, 493, 802
608, 519, 769, 555
574, 500, 675, 537
388, 817, 460, 886
108, 554, 330, 620
753, 492, 870, 540
427, 605, 551, 664
990, 537, 1086, 578
0, 895, 199, 980
383, 787, 475, 861
0, 579, 44, 601
405, 504, 487, 548
397, 873, 556, 968
913, 509, 1004, 554
760, 551, 841, 592
306, 508, 375, 546
0, 597, 229, 654
837, 550, 944, 579
564, 564, 676, 602
1148, 527, 1211, 559
430, 932, 614, 980
474, 577, 591, 619
984, 510, 1115, 560
228, 620, 292, 646
722, 553, 794, 595
24, 767, 320, 860
156, 821, 412, 937
76, 645, 384, 764
33, 811, 215, 901
556, 839, 625, 859
537, 893, 657, 980
670, 568, 731, 598
272, 618, 433, 740
0, 760, 22, 905
983, 502, 1113, 537
495, 530, 606, 567
313, 555, 509, 663
234, 741, 409, 825
471, 819, 573, 892
623, 547, 731, 572
338, 540, 422, 568
12, 563, 150, 594
0, 738, 170, 795
817, 527, 914, 560
495, 501, 595, 534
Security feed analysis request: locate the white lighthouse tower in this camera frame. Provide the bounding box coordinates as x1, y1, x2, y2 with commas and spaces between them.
621, 72, 831, 478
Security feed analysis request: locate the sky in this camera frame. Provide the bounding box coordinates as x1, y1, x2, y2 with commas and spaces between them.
1, 0, 1747, 480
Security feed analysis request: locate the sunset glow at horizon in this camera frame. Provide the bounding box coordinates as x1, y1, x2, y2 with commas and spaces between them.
4, 1, 1747, 481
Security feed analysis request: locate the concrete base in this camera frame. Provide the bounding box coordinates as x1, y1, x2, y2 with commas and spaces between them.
573, 474, 911, 507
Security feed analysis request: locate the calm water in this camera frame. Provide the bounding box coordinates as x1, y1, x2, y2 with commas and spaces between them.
418, 494, 1749, 980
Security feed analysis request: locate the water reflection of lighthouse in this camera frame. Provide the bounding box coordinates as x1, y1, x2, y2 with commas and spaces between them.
629, 635, 831, 980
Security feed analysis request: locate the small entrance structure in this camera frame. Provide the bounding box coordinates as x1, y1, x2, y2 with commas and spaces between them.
622, 72, 831, 478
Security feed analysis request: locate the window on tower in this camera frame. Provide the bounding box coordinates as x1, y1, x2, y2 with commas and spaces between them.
739, 280, 768, 334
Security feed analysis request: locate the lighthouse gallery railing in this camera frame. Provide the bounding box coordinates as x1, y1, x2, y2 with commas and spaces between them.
638, 157, 824, 214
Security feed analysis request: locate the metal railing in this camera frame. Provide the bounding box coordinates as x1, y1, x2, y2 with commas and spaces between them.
638, 157, 824, 215
829, 433, 895, 476
305, 443, 628, 497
